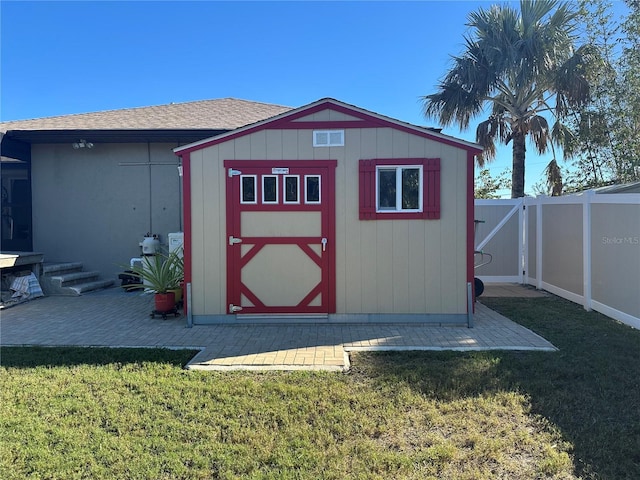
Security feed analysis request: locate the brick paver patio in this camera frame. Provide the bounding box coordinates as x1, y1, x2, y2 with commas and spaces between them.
0, 285, 555, 371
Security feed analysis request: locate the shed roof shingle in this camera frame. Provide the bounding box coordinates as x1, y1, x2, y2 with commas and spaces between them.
0, 98, 293, 133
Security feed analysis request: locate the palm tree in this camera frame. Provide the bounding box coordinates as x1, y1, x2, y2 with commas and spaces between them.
423, 0, 596, 198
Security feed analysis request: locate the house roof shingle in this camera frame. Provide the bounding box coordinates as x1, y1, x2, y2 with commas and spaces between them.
0, 98, 293, 133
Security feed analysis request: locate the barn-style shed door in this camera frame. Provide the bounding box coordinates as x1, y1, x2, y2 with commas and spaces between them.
224, 160, 336, 315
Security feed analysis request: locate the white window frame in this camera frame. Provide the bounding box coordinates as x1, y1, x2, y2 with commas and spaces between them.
283, 175, 300, 204
304, 175, 321, 204
240, 175, 258, 204
313, 130, 344, 147
375, 165, 423, 213
262, 175, 279, 204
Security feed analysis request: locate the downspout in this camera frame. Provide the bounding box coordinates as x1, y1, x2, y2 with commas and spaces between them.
147, 142, 153, 233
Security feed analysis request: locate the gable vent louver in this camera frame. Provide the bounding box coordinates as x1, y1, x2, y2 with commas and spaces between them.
313, 130, 344, 147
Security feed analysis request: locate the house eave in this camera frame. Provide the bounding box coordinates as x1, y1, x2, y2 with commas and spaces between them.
2, 129, 230, 145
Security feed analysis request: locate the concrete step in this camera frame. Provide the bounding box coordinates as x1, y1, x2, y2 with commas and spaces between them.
50, 270, 101, 287
42, 262, 84, 276
68, 279, 115, 295
40, 262, 114, 296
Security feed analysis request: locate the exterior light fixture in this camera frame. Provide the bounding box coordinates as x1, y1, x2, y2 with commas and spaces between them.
72, 139, 94, 149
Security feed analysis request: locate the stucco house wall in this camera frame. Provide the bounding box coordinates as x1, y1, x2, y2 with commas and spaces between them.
1, 98, 291, 288
31, 142, 182, 279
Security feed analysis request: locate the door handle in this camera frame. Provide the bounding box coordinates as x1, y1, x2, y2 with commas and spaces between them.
321, 238, 327, 252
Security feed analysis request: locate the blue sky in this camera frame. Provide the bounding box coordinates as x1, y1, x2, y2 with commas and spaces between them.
0, 1, 629, 196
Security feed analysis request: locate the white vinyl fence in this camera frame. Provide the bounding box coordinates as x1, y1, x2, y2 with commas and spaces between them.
475, 191, 640, 329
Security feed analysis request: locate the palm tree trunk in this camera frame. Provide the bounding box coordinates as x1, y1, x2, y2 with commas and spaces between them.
511, 131, 526, 198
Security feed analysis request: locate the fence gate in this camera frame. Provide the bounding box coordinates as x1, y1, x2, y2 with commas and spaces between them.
474, 199, 525, 283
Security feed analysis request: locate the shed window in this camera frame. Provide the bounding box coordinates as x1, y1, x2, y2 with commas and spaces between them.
284, 175, 300, 203
305, 175, 321, 204
262, 175, 278, 204
359, 158, 440, 220
241, 175, 257, 204
376, 166, 422, 212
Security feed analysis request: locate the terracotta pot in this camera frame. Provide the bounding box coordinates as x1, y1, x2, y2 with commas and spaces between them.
154, 292, 176, 313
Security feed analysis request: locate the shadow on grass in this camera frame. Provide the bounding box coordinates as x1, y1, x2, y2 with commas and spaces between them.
351, 296, 640, 480
0, 346, 199, 369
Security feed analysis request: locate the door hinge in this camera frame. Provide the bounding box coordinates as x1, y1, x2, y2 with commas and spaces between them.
229, 236, 243, 245
229, 304, 243, 313
228, 169, 242, 177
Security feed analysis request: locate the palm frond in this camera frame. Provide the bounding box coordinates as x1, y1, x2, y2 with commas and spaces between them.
553, 44, 598, 112
527, 115, 551, 154
476, 115, 512, 163
544, 158, 564, 195
551, 120, 578, 158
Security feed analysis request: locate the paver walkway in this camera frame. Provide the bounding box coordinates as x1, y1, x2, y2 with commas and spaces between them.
0, 285, 556, 371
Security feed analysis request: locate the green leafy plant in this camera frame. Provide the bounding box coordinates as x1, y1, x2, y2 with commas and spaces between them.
125, 249, 183, 294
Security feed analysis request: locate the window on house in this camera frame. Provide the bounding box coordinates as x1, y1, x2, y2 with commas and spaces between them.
359, 158, 440, 220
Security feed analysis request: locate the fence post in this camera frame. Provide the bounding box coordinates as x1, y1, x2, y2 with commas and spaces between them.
523, 198, 529, 284
536, 196, 544, 290
583, 190, 594, 311
518, 198, 524, 284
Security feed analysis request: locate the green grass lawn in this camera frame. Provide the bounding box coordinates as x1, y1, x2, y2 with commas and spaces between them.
1, 296, 639, 479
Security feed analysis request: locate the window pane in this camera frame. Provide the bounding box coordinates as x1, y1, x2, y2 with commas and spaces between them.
285, 176, 299, 203
263, 176, 277, 203
329, 131, 344, 146
305, 176, 320, 203
402, 168, 420, 210
315, 132, 328, 145
378, 169, 396, 209
241, 176, 256, 203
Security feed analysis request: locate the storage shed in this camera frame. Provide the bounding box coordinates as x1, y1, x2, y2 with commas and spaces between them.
174, 98, 482, 324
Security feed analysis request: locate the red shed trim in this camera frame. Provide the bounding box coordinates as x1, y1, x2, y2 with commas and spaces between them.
173, 98, 482, 157
180, 151, 192, 316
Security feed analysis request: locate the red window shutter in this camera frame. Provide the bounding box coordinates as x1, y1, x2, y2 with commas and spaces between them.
359, 160, 376, 220
423, 158, 440, 219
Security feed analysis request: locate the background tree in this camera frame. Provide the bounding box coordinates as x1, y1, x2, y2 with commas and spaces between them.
474, 168, 512, 199
423, 0, 596, 198
559, 0, 640, 191
609, 0, 640, 182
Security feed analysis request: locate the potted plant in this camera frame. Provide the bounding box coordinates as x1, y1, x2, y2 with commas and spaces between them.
125, 249, 183, 313
167, 249, 184, 306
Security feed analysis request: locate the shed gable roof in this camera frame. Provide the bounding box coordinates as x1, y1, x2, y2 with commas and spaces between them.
0, 98, 292, 133
174, 98, 482, 155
